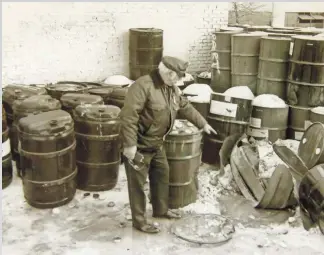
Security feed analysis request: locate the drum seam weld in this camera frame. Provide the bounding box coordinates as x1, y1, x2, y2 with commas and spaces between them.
231, 72, 259, 76
249, 126, 288, 130
259, 57, 288, 63
76, 160, 120, 166
22, 168, 77, 187
257, 77, 287, 82
212, 67, 231, 71
19, 141, 76, 157
74, 132, 119, 140
287, 79, 324, 87
166, 153, 201, 161
290, 59, 324, 66
231, 54, 259, 57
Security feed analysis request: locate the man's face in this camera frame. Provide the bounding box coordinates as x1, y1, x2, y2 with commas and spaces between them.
164, 69, 181, 86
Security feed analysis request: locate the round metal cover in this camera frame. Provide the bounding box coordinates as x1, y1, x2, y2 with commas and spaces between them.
47, 83, 86, 92
273, 144, 308, 183
171, 214, 235, 245
298, 122, 324, 169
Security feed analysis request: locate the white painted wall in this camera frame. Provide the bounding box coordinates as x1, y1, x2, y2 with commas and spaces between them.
2, 2, 228, 85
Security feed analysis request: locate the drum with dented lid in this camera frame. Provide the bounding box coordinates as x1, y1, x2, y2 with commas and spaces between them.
12, 95, 62, 175
18, 110, 77, 208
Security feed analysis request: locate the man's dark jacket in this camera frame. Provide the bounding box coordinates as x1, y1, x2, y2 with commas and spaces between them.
120, 69, 207, 150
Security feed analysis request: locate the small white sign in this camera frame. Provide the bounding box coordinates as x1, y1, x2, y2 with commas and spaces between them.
209, 100, 238, 118
250, 117, 262, 128
2, 139, 11, 158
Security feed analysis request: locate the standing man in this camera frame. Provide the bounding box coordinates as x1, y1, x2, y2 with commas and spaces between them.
120, 56, 217, 234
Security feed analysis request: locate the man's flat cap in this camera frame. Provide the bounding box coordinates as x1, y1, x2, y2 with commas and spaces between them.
162, 56, 189, 77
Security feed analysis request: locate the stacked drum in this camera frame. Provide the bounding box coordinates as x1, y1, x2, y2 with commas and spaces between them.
231, 32, 267, 94
286, 36, 324, 140
211, 29, 242, 93
256, 36, 291, 99
129, 28, 163, 80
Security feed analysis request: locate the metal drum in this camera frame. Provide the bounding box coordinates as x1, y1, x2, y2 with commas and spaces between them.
164, 120, 203, 209
108, 87, 129, 109
73, 104, 121, 191
12, 95, 62, 175
298, 122, 324, 169
60, 93, 104, 115
129, 28, 163, 80
247, 104, 289, 143
88, 87, 115, 105
57, 81, 103, 90
299, 164, 324, 235
18, 110, 77, 208
2, 84, 47, 128
286, 36, 324, 107
211, 30, 243, 93
202, 92, 253, 165
286, 105, 311, 141
231, 33, 267, 93
256, 36, 291, 99
2, 105, 12, 189
46, 82, 88, 100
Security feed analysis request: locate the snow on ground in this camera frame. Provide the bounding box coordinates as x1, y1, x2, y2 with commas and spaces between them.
2, 140, 324, 255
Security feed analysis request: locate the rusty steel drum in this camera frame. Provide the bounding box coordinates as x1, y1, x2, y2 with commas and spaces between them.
11, 95, 62, 175
287, 36, 324, 107
248, 105, 289, 143
88, 87, 115, 105
299, 164, 324, 234
256, 36, 291, 99
202, 92, 253, 165
18, 110, 77, 208
107, 87, 129, 109
2, 105, 12, 189
231, 33, 267, 93
164, 120, 203, 209
2, 84, 47, 128
211, 30, 242, 93
129, 28, 163, 80
60, 93, 104, 115
286, 105, 311, 141
298, 122, 324, 169
46, 82, 88, 100
73, 104, 121, 191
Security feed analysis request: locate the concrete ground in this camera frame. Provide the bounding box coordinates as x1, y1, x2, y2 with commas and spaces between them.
2, 162, 324, 255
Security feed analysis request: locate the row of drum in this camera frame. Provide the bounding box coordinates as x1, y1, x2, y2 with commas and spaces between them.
210, 30, 324, 108
2, 83, 203, 210
187, 93, 324, 166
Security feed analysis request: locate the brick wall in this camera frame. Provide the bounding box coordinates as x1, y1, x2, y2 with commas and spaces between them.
2, 2, 228, 85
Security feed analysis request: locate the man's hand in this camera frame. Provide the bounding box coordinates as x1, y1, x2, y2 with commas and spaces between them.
123, 146, 137, 160
203, 124, 217, 135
